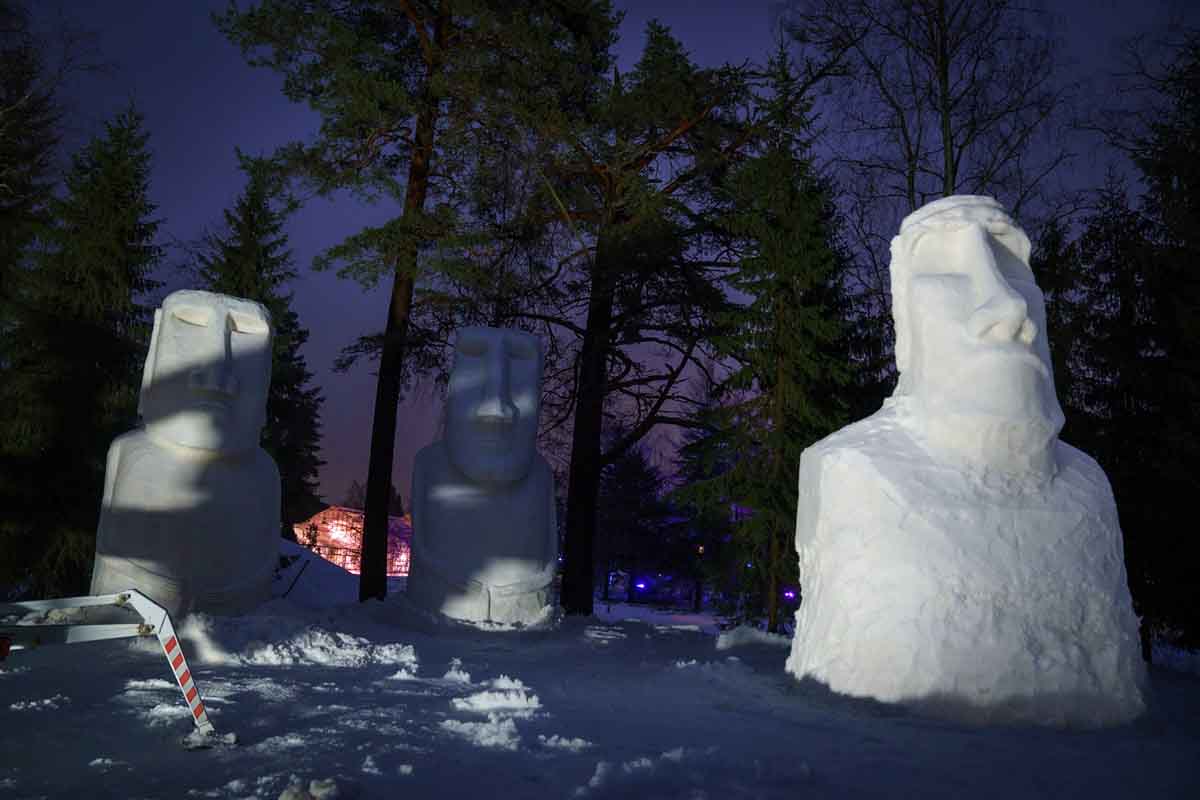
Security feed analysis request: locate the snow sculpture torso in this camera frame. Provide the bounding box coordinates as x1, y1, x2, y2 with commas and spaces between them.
90, 290, 280, 617
786, 196, 1146, 726
406, 327, 557, 626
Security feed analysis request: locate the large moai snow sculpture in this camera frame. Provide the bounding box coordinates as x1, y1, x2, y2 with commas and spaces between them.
406, 326, 557, 626
786, 196, 1146, 726
90, 290, 280, 617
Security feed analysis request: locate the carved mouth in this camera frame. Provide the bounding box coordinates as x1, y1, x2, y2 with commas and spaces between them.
471, 416, 514, 443
976, 344, 1050, 379
193, 399, 233, 416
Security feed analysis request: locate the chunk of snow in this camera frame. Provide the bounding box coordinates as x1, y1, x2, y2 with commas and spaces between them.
123, 678, 176, 691
489, 674, 526, 690
442, 658, 471, 684
241, 629, 417, 667
538, 734, 593, 753
278, 777, 340, 800
8, 694, 68, 710
439, 713, 520, 750
715, 626, 791, 651
142, 702, 193, 727
451, 688, 541, 716
255, 733, 309, 753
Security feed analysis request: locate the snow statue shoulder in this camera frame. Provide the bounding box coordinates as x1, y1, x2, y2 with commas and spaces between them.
786, 196, 1146, 727
406, 326, 557, 627
90, 289, 281, 618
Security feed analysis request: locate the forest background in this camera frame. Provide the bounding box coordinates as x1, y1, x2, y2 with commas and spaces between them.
1, 0, 1197, 652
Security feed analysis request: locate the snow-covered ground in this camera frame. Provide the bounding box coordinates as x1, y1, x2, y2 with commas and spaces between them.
2, 543, 1198, 799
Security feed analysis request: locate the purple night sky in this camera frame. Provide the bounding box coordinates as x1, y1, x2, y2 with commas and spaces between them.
34, 0, 1189, 507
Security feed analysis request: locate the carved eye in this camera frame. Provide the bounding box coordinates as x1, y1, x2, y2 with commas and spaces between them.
172, 306, 209, 327
230, 312, 269, 335
506, 338, 537, 360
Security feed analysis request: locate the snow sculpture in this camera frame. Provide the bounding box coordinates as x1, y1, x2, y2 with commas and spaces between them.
786, 196, 1146, 726
406, 326, 557, 626
90, 290, 280, 617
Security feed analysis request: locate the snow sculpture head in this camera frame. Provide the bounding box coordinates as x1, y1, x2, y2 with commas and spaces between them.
445, 326, 543, 484
139, 290, 273, 454
889, 196, 1064, 476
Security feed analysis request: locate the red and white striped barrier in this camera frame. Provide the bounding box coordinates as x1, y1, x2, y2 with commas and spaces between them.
117, 590, 216, 737
1, 589, 219, 740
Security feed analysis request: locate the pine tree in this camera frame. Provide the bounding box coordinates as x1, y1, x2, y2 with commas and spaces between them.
342, 480, 367, 510
0, 104, 161, 597
216, 0, 620, 601
194, 158, 326, 538
505, 21, 755, 615
675, 43, 851, 632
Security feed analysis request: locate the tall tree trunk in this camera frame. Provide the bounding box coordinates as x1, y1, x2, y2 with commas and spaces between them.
935, 0, 955, 196
360, 267, 416, 601
359, 8, 445, 601
561, 243, 616, 615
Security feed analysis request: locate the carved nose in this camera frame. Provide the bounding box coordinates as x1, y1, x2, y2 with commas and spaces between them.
963, 225, 1036, 345
189, 324, 238, 396
189, 362, 238, 396
476, 350, 517, 423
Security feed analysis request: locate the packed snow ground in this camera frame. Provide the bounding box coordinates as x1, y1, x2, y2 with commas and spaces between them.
2, 542, 1198, 799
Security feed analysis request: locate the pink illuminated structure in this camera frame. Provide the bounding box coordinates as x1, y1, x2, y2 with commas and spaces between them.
292, 505, 411, 577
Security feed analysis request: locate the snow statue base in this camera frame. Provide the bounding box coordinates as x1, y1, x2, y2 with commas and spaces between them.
90, 290, 280, 618
786, 197, 1145, 726
406, 327, 557, 626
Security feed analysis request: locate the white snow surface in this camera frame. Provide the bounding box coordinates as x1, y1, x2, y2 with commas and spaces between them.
1, 540, 1197, 798
788, 403, 1147, 727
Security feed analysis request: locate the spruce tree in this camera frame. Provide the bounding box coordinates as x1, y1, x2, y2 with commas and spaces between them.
507, 21, 754, 615
194, 158, 326, 538
675, 44, 851, 632
342, 480, 366, 510
0, 0, 58, 324
1045, 29, 1200, 652
1048, 178, 1171, 656
0, 105, 161, 597
1129, 35, 1200, 649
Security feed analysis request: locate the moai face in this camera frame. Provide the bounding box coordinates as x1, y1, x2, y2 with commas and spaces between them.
889, 196, 1064, 459
139, 290, 273, 453
445, 327, 543, 484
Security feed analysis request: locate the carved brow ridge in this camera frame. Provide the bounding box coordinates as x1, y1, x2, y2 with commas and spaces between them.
909, 215, 1025, 256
